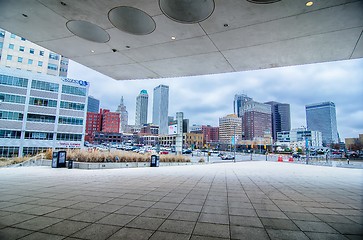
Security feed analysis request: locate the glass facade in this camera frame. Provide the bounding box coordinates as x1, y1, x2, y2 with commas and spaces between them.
0, 74, 28, 87
31, 79, 59, 92
60, 101, 84, 111
306, 102, 339, 145
62, 85, 86, 96
27, 113, 55, 123
0, 93, 26, 104
29, 97, 57, 107
57, 133, 82, 141
0, 110, 23, 121
58, 116, 83, 125
0, 130, 21, 139
25, 131, 53, 140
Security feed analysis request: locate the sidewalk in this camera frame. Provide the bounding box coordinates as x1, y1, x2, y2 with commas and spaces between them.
0, 161, 362, 239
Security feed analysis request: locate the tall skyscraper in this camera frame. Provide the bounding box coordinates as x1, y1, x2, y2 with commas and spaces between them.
116, 96, 128, 133
87, 96, 100, 113
305, 101, 339, 146
234, 94, 252, 117
219, 114, 242, 144
0, 28, 69, 77
135, 90, 148, 126
153, 84, 169, 135
242, 100, 272, 140
265, 101, 291, 141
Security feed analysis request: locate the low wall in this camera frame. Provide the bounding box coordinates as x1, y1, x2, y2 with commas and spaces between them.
13, 159, 202, 169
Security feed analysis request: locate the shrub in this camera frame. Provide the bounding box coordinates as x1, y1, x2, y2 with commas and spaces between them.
54, 149, 191, 163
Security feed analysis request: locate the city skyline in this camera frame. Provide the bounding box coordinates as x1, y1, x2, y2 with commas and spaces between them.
68, 58, 363, 140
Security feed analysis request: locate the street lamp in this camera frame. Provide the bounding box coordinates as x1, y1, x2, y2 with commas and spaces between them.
233, 124, 236, 163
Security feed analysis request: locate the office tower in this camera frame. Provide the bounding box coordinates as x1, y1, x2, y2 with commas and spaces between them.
219, 114, 242, 144
0, 67, 88, 157
242, 101, 272, 140
183, 119, 189, 133
153, 84, 169, 135
0, 28, 69, 77
87, 96, 100, 113
135, 90, 148, 126
305, 101, 339, 146
116, 96, 128, 133
234, 94, 252, 117
265, 101, 291, 141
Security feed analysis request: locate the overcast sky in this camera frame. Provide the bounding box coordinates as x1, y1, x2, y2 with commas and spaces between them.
68, 58, 363, 140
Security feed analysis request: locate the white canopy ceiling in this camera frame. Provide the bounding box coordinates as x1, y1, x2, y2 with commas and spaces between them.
0, 0, 362, 80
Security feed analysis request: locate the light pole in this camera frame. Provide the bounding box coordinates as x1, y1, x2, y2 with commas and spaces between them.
233, 124, 236, 163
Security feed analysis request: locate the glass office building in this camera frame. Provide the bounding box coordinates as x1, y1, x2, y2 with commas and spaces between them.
0, 67, 89, 157
306, 102, 339, 146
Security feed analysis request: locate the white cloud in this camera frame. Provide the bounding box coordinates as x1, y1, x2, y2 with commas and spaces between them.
68, 58, 363, 140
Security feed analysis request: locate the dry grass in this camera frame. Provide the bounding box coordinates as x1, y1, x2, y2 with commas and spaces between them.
0, 157, 31, 167
45, 149, 191, 163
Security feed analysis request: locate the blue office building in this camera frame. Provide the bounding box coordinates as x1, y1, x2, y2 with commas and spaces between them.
305, 102, 339, 146
87, 96, 100, 113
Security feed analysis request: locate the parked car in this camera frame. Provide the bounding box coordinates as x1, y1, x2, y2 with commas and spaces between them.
182, 149, 192, 154
159, 151, 169, 155
221, 154, 235, 160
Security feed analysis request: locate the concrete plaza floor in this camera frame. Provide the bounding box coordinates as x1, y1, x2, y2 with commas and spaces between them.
0, 162, 362, 240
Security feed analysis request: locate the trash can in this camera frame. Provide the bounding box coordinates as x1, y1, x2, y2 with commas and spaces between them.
150, 155, 160, 167
68, 160, 73, 169
51, 151, 67, 168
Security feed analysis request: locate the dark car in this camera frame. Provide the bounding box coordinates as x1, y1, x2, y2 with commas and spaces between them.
182, 149, 192, 154
221, 154, 235, 160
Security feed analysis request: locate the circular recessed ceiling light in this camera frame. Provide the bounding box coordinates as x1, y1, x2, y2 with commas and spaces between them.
159, 0, 215, 24
108, 6, 156, 35
246, 0, 281, 4
66, 20, 110, 43
306, 1, 314, 7
171, 36, 176, 40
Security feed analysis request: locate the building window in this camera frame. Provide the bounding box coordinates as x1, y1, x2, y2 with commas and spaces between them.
0, 146, 19, 158
0, 130, 21, 139
10, 33, 15, 39
0, 42, 3, 48
0, 110, 23, 121
49, 53, 59, 60
47, 63, 58, 71
38, 61, 43, 67
23, 147, 50, 157
0, 93, 26, 104
62, 85, 86, 96
0, 30, 5, 38
29, 97, 57, 108
39, 50, 44, 56
31, 79, 59, 92
58, 116, 83, 126
0, 74, 28, 88
60, 67, 67, 73
56, 133, 82, 141
19, 46, 24, 52
28, 59, 33, 65
7, 55, 12, 61
27, 113, 56, 123
21, 37, 26, 41
8, 44, 14, 49
60, 60, 68, 65
25, 132, 54, 140
60, 101, 85, 111
17, 57, 23, 63
29, 48, 34, 54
